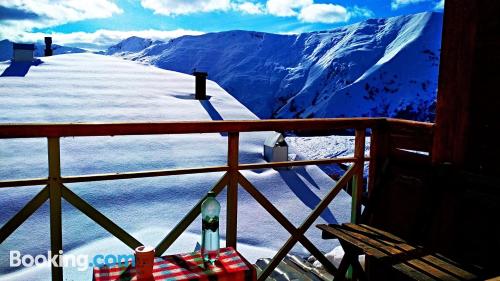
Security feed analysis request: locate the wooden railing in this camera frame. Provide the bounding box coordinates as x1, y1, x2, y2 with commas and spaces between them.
0, 118, 434, 281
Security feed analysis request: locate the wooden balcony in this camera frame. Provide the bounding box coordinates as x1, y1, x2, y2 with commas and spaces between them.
0, 117, 434, 281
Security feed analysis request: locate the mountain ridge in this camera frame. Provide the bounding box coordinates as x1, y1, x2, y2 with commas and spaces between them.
107, 11, 443, 121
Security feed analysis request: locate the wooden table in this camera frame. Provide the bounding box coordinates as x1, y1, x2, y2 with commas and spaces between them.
93, 247, 256, 281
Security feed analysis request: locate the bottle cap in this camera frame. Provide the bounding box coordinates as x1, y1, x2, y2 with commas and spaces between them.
207, 191, 216, 197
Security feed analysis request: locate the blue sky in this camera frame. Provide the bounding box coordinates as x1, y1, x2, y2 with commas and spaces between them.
0, 0, 444, 50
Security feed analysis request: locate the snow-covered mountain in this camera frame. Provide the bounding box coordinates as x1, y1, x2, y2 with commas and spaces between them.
107, 12, 442, 121
0, 39, 87, 61
105, 36, 162, 56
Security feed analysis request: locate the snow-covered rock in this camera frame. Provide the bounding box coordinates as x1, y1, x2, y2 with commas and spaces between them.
312, 245, 364, 270
106, 12, 442, 121
0, 39, 87, 61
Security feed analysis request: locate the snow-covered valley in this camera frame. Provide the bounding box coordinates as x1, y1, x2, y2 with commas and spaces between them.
0, 53, 358, 280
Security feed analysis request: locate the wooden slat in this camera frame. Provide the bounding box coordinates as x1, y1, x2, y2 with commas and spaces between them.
341, 225, 461, 281
0, 178, 48, 188
387, 119, 434, 153
48, 137, 63, 281
61, 184, 142, 250
226, 132, 239, 249
0, 186, 49, 243
155, 173, 228, 256
351, 129, 366, 223
0, 118, 387, 139
238, 157, 359, 170
317, 224, 437, 281
367, 124, 389, 196
61, 166, 228, 183
238, 173, 337, 274
352, 224, 478, 280
430, 0, 477, 166
386, 119, 435, 131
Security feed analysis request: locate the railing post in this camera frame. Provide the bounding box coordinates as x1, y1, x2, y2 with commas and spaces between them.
367, 122, 389, 197
351, 129, 366, 223
48, 137, 63, 281
226, 132, 239, 249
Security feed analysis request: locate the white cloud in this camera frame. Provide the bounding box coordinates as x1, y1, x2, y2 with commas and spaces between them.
232, 2, 266, 15
4, 29, 204, 51
0, 0, 123, 43
266, 0, 313, 17
391, 0, 444, 10
0, 0, 122, 28
391, 0, 427, 10
141, 0, 231, 15
349, 6, 375, 19
264, 1, 373, 24
298, 3, 348, 23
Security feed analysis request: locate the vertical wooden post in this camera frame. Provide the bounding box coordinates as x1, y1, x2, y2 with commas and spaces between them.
367, 123, 389, 197
432, 0, 500, 175
351, 129, 366, 223
48, 138, 63, 281
226, 132, 239, 248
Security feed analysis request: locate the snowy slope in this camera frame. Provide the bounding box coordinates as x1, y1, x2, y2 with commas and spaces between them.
0, 53, 354, 280
105, 36, 162, 56
107, 12, 442, 121
0, 39, 87, 61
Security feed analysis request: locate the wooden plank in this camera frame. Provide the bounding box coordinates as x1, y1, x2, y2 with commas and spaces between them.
0, 118, 387, 139
226, 132, 239, 249
48, 137, 63, 281
0, 178, 48, 188
387, 118, 434, 153
238, 157, 359, 170
431, 0, 474, 166
389, 134, 433, 152
61, 184, 142, 250
386, 119, 435, 131
367, 121, 391, 198
351, 129, 366, 223
0, 186, 49, 243
340, 225, 461, 281
155, 173, 228, 255
317, 224, 437, 281
61, 165, 228, 183
353, 224, 478, 280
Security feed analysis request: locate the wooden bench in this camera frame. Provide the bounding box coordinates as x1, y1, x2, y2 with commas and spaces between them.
317, 223, 482, 281
316, 153, 500, 280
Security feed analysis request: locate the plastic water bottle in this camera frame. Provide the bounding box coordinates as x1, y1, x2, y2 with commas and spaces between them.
201, 191, 220, 264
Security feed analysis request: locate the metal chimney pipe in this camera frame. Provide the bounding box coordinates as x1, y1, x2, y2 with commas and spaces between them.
44, 37, 53, 56
193, 71, 208, 100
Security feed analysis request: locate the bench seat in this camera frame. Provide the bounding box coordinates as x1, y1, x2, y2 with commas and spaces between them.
317, 223, 483, 281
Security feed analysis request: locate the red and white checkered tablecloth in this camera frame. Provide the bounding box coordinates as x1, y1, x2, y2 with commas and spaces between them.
93, 247, 256, 281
